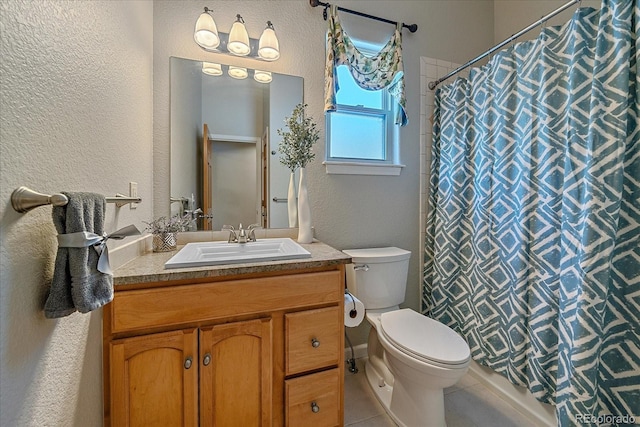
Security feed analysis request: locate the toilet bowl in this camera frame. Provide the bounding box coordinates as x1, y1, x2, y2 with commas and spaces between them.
343, 248, 471, 427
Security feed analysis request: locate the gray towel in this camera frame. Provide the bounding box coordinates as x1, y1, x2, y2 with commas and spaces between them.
44, 192, 112, 318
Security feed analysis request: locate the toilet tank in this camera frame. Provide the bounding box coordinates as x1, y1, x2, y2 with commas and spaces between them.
343, 247, 411, 310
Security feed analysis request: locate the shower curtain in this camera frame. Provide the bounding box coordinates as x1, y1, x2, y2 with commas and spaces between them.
422, 0, 639, 425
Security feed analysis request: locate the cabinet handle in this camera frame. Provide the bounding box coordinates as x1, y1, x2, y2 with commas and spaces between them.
311, 401, 320, 413
184, 357, 193, 370
203, 353, 211, 366
311, 338, 320, 348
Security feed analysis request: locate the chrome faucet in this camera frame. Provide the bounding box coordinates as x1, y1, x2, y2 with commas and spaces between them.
222, 223, 260, 243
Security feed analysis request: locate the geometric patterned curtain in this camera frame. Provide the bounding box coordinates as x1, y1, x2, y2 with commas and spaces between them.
324, 5, 408, 126
422, 1, 639, 425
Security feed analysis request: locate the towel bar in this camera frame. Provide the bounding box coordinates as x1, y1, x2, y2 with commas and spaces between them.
272, 197, 291, 203
11, 186, 143, 213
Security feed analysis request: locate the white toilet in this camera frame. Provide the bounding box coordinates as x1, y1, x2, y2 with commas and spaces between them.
344, 247, 471, 427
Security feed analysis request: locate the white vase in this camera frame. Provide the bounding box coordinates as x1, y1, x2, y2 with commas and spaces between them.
297, 167, 313, 243
288, 172, 298, 228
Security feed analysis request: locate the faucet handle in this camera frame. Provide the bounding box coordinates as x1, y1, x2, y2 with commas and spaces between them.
222, 225, 237, 243
247, 224, 261, 242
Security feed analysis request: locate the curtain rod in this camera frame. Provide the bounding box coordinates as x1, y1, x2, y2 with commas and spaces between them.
428, 0, 580, 90
309, 0, 418, 33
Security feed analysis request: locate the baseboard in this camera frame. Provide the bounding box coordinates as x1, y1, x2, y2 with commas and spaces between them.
468, 361, 556, 427
344, 343, 368, 362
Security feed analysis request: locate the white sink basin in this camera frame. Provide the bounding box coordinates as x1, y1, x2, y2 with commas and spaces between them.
164, 238, 311, 269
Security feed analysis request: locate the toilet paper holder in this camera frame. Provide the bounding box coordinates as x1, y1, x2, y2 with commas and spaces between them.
345, 290, 358, 318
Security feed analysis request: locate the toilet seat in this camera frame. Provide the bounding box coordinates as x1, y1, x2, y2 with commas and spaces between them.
380, 309, 470, 367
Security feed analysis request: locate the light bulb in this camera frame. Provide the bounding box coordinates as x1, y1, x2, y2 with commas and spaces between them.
202, 62, 223, 76
228, 66, 248, 79
254, 70, 272, 83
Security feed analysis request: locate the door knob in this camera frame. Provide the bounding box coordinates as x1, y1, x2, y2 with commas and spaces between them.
311, 338, 320, 348
203, 353, 212, 366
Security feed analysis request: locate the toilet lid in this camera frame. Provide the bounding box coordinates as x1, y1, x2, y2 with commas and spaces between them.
380, 309, 470, 365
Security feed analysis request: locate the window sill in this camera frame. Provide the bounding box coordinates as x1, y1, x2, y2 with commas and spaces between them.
323, 161, 405, 176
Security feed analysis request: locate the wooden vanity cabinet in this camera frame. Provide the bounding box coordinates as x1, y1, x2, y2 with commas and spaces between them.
103, 268, 345, 427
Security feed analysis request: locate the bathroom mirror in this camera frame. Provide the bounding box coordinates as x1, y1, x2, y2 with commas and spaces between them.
170, 56, 303, 230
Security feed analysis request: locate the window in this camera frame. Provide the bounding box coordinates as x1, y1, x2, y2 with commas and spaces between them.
325, 63, 403, 176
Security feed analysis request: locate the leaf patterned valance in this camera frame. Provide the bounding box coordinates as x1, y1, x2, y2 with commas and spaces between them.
324, 5, 408, 126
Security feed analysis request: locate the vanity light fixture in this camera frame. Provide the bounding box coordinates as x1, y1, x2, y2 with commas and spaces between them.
202, 62, 223, 76
194, 7, 220, 50
227, 15, 251, 56
193, 8, 280, 61
228, 66, 248, 79
258, 21, 280, 61
254, 70, 272, 83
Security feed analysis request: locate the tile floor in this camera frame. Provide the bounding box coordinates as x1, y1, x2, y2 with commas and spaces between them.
344, 359, 537, 427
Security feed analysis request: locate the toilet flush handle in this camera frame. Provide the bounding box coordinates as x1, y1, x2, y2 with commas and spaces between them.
353, 264, 369, 271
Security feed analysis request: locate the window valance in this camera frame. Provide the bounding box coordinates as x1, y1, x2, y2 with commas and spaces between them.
324, 5, 408, 126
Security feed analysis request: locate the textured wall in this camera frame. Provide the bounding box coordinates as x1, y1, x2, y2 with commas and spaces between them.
153, 0, 495, 347
0, 1, 153, 425
494, 0, 601, 43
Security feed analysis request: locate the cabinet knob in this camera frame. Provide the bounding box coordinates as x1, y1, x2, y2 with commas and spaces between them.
311, 338, 320, 348
184, 356, 193, 369
203, 353, 212, 366
311, 401, 320, 413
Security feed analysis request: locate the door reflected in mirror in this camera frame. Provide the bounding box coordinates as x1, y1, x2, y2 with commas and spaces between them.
170, 57, 303, 230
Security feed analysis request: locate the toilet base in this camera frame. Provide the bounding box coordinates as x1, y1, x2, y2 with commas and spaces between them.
365, 359, 448, 427
364, 359, 403, 427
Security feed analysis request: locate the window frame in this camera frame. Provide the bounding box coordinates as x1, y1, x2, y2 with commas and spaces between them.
324, 55, 404, 176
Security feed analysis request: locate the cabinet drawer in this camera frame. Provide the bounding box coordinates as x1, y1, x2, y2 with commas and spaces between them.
285, 306, 341, 375
111, 271, 342, 333
285, 369, 340, 427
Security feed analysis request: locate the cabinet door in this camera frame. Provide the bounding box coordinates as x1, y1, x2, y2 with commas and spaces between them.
110, 329, 198, 427
200, 318, 273, 427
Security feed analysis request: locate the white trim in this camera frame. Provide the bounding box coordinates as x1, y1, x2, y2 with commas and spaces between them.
324, 161, 405, 176
468, 361, 556, 427
108, 234, 152, 271
208, 133, 260, 144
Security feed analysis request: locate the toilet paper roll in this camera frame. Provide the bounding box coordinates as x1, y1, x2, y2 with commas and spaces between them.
344, 292, 365, 328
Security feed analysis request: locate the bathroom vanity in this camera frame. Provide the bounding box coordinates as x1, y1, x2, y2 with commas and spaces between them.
103, 240, 350, 427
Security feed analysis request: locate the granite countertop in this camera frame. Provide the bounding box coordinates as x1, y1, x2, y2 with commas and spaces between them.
113, 240, 351, 287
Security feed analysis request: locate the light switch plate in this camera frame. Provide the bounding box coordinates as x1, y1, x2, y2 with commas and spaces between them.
129, 182, 138, 210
